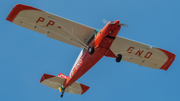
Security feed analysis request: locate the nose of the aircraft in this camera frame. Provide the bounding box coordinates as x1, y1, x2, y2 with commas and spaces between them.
114, 20, 120, 25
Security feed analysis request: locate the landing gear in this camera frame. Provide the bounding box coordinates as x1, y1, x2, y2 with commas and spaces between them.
88, 46, 94, 55
116, 54, 122, 63
59, 86, 65, 98
60, 91, 64, 98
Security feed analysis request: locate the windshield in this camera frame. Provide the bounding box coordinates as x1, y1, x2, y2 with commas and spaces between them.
95, 29, 101, 36
86, 29, 102, 46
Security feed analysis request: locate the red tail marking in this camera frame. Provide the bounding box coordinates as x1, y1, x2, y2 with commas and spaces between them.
80, 84, 90, 95
40, 73, 55, 83
58, 73, 68, 79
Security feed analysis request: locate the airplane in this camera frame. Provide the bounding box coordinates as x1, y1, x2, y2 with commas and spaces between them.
6, 4, 175, 98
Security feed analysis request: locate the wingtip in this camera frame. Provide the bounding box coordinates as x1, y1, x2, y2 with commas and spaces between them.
158, 48, 176, 71
80, 84, 90, 95
6, 4, 41, 22
40, 73, 55, 83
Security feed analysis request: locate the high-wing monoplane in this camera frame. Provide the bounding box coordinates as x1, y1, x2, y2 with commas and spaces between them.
6, 4, 175, 98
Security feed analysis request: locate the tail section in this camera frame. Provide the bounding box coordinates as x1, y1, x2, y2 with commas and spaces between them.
40, 73, 89, 95
64, 80, 89, 95
40, 73, 65, 89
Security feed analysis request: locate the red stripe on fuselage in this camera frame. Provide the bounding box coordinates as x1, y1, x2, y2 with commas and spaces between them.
63, 20, 121, 88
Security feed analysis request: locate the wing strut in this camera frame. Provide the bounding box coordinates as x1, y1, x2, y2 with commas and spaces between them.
39, 26, 87, 49
50, 18, 89, 49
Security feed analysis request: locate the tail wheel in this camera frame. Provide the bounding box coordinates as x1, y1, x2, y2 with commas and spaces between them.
60, 86, 65, 98
88, 46, 94, 55
116, 54, 122, 63
60, 93, 64, 98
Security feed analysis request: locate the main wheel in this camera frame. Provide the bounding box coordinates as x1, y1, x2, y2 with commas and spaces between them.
88, 46, 94, 55
116, 54, 122, 63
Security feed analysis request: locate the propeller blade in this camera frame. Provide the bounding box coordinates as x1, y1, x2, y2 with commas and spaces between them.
102, 19, 128, 27
119, 23, 128, 27
102, 19, 109, 24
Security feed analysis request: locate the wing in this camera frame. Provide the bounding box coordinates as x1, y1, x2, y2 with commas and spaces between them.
6, 4, 96, 48
108, 36, 175, 70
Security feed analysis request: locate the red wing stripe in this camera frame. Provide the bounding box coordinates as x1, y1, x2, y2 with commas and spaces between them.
158, 48, 175, 70
6, 4, 41, 22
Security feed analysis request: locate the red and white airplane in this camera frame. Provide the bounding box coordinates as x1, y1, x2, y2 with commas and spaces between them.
6, 4, 175, 98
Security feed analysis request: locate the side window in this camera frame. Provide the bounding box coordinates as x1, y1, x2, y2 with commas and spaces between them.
86, 34, 95, 45
83, 48, 86, 53
86, 29, 101, 45
96, 29, 101, 36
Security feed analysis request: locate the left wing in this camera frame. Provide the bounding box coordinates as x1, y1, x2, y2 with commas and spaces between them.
6, 4, 96, 48
107, 36, 175, 70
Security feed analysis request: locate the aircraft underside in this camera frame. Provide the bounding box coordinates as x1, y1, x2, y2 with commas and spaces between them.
6, 4, 175, 98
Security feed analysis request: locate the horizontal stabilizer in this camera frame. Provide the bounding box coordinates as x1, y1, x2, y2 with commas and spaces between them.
40, 73, 65, 89
40, 73, 89, 95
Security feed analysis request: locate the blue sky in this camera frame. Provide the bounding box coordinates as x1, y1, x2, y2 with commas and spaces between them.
1, 0, 180, 101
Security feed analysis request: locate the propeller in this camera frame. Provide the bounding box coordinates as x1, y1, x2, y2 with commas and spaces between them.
102, 19, 109, 25
119, 23, 128, 27
102, 19, 128, 27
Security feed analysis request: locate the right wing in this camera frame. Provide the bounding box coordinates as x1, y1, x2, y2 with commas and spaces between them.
6, 4, 96, 48
108, 36, 175, 70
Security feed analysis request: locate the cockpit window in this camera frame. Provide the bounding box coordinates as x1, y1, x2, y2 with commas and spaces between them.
95, 29, 101, 36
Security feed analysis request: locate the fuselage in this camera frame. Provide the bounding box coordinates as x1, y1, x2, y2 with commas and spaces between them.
63, 20, 121, 88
